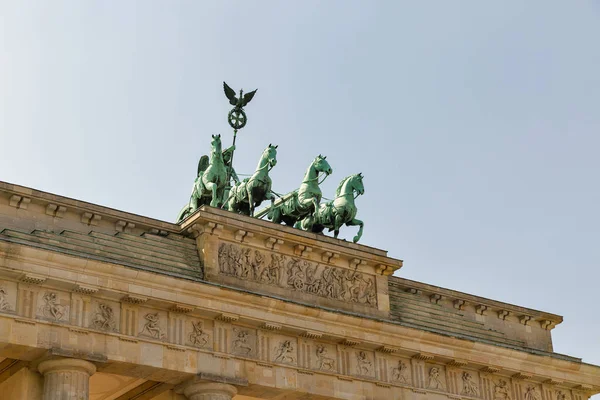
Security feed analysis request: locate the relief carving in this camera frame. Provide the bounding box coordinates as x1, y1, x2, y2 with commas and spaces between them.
189, 321, 210, 347
461, 372, 480, 396
524, 385, 541, 400
218, 243, 377, 307
91, 303, 116, 331
391, 360, 409, 383
273, 340, 296, 364
494, 379, 511, 400
0, 287, 12, 312
356, 351, 373, 375
316, 345, 335, 370
40, 292, 66, 321
232, 328, 253, 355
140, 313, 165, 339
556, 391, 569, 400
427, 367, 445, 390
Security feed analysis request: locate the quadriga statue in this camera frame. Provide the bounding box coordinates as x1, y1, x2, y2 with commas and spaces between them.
177, 134, 235, 222
267, 155, 332, 226
298, 173, 365, 243
225, 144, 278, 216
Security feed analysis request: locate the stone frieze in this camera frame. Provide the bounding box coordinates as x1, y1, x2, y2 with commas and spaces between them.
218, 242, 377, 307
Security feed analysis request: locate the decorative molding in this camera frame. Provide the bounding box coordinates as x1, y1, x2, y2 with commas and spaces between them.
68, 327, 89, 335
122, 295, 148, 304
234, 230, 253, 243
429, 294, 443, 304
170, 304, 193, 314
498, 310, 511, 320
300, 330, 322, 339
475, 305, 489, 315
540, 320, 556, 330
166, 345, 186, 352
264, 237, 284, 251
376, 346, 397, 353
45, 204, 67, 218
118, 337, 139, 343
349, 258, 367, 269
544, 379, 564, 386
375, 382, 391, 388
261, 322, 281, 331
297, 369, 314, 375
215, 313, 239, 323
293, 244, 312, 257
512, 372, 532, 380
337, 376, 353, 382
406, 288, 422, 295
447, 359, 468, 368
519, 315, 532, 325
9, 195, 30, 209
81, 212, 101, 226
73, 285, 98, 295
149, 228, 169, 236
115, 220, 135, 232
187, 222, 223, 238
375, 264, 394, 275
453, 299, 466, 310
412, 353, 434, 361
20, 274, 47, 285
339, 339, 360, 347
480, 366, 501, 374
13, 318, 36, 326
322, 251, 340, 264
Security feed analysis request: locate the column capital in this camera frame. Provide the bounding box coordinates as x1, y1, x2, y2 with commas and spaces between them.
38, 358, 97, 376
182, 382, 238, 400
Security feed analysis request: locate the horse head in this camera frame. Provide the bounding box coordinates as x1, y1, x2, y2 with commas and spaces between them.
352, 173, 365, 196
314, 154, 333, 176
265, 144, 278, 169
210, 134, 222, 154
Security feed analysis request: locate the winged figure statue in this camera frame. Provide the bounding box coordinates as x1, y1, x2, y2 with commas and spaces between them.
223, 82, 257, 109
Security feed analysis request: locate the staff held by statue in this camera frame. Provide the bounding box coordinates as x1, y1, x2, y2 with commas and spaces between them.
223, 81, 257, 189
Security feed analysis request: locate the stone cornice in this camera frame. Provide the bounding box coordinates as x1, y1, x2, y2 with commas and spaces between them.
1, 243, 598, 390
389, 277, 563, 325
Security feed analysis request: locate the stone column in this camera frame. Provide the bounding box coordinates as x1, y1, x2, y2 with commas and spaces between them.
182, 382, 238, 400
38, 358, 96, 400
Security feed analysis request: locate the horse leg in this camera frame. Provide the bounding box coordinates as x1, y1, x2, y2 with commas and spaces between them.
248, 189, 255, 217
346, 218, 364, 243
333, 215, 344, 239
205, 182, 218, 207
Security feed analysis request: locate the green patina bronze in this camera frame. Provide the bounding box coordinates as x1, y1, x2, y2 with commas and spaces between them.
177, 134, 229, 222
176, 82, 367, 242
225, 144, 278, 216
265, 155, 332, 226
298, 173, 365, 243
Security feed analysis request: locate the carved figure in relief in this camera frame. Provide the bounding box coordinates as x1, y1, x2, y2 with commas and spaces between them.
189, 321, 209, 347
391, 360, 409, 383
0, 287, 12, 311
273, 340, 296, 364
493, 380, 511, 400
356, 351, 373, 375
316, 345, 335, 370
218, 243, 377, 307
461, 372, 479, 396
233, 329, 253, 355
140, 313, 165, 339
524, 385, 541, 400
40, 292, 65, 321
251, 250, 265, 281
287, 258, 307, 290
91, 303, 116, 331
556, 391, 569, 400
427, 367, 444, 390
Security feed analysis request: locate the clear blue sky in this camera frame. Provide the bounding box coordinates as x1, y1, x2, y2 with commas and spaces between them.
2, 0, 599, 388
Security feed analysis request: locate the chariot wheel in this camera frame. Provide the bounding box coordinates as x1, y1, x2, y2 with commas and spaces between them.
292, 277, 305, 291
228, 108, 247, 130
